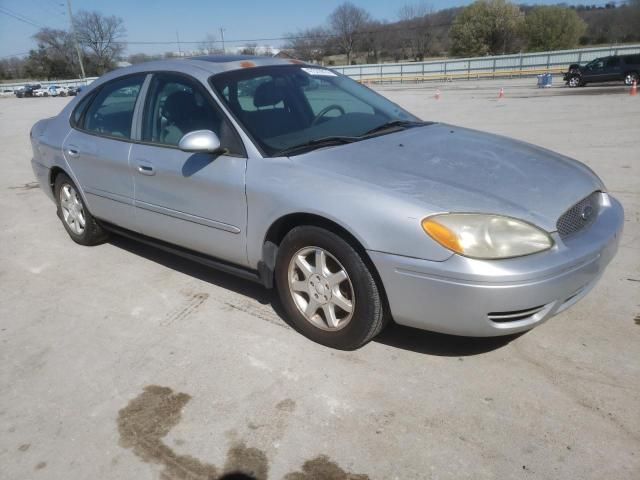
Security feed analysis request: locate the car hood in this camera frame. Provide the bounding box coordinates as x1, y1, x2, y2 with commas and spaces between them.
295, 123, 604, 231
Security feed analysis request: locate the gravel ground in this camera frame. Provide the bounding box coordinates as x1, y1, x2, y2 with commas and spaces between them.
0, 78, 638, 480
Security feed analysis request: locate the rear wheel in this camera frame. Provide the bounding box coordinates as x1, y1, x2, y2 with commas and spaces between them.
54, 173, 108, 246
275, 226, 387, 350
624, 72, 639, 86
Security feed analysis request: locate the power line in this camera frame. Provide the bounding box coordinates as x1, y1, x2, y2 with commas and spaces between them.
0, 51, 32, 59
0, 6, 46, 28
113, 22, 454, 47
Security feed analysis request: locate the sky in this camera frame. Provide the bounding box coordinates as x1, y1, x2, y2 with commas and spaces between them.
0, 0, 616, 59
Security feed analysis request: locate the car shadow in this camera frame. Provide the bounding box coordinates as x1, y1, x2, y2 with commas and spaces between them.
374, 323, 524, 357
108, 234, 520, 357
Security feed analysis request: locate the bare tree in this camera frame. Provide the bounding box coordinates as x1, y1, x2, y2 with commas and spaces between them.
73, 10, 126, 74
284, 27, 332, 62
198, 33, 222, 55
127, 53, 162, 64
398, 2, 434, 60
240, 43, 258, 55
329, 2, 371, 65
358, 21, 388, 63
33, 28, 79, 76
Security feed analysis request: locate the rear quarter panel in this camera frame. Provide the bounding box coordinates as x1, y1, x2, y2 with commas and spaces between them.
30, 95, 85, 200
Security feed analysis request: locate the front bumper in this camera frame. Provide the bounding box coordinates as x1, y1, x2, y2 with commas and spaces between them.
369, 193, 624, 336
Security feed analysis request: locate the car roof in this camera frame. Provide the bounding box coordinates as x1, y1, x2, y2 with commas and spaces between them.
86, 55, 311, 91
111, 55, 307, 77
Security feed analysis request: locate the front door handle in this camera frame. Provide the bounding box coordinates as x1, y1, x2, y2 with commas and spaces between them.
137, 163, 155, 176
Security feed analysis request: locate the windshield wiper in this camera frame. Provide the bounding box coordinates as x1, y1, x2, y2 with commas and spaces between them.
362, 120, 429, 137
274, 136, 359, 157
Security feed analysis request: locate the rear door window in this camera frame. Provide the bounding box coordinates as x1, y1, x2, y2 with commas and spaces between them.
605, 57, 620, 68
82, 75, 145, 139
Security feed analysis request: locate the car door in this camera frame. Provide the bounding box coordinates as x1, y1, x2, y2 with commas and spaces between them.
129, 72, 248, 266
584, 58, 606, 82
63, 74, 147, 231
602, 57, 622, 81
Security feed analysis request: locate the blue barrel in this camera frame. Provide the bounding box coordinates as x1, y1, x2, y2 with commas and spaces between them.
537, 73, 553, 88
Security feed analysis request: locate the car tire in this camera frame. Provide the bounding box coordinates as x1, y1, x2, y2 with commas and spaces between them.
54, 173, 108, 246
624, 71, 639, 86
275, 225, 387, 350
568, 75, 581, 88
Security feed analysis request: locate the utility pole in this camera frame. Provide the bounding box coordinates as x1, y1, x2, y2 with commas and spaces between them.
66, 0, 86, 79
219, 27, 226, 54
176, 30, 182, 56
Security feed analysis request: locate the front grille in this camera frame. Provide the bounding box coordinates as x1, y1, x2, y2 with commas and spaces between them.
488, 305, 546, 323
556, 191, 601, 239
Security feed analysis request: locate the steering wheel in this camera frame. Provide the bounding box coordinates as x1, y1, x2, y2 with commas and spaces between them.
311, 104, 345, 126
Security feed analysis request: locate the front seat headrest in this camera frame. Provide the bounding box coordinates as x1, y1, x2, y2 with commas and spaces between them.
163, 90, 198, 123
253, 81, 285, 108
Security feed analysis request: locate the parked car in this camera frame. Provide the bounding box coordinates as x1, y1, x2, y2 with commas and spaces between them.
30, 56, 623, 349
564, 54, 640, 87
15, 84, 41, 98
33, 86, 51, 97
66, 86, 78, 96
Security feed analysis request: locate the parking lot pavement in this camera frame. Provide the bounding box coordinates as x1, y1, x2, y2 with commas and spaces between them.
0, 82, 638, 480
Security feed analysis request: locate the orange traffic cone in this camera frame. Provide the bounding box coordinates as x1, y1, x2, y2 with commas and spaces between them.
631, 80, 638, 96
498, 87, 504, 99
434, 89, 441, 100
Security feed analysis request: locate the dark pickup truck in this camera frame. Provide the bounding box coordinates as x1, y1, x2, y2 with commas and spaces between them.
564, 54, 640, 87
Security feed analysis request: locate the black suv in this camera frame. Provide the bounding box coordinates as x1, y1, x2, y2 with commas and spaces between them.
564, 54, 640, 87
15, 84, 42, 98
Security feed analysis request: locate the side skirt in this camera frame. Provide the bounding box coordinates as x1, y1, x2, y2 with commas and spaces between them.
101, 221, 267, 287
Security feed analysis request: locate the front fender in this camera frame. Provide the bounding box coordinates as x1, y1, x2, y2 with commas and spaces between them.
245, 157, 453, 269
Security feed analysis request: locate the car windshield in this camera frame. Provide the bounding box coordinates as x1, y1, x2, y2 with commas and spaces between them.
210, 65, 422, 156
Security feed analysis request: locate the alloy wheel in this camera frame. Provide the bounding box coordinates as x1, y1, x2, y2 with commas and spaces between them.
60, 184, 86, 235
288, 246, 355, 331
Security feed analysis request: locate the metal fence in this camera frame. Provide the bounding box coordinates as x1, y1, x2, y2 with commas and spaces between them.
2, 44, 640, 90
332, 44, 640, 83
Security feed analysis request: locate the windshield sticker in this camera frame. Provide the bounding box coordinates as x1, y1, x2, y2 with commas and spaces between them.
301, 68, 337, 77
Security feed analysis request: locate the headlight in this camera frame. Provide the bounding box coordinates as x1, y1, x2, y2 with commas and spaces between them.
421, 214, 553, 259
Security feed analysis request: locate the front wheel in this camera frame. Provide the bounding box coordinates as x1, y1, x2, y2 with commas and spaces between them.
54, 173, 108, 246
275, 226, 387, 350
567, 75, 581, 87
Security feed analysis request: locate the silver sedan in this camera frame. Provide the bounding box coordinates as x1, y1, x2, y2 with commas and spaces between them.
30, 56, 623, 349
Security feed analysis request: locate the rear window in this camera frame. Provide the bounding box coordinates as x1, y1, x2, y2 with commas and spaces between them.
623, 54, 640, 65
71, 92, 95, 127
81, 75, 146, 139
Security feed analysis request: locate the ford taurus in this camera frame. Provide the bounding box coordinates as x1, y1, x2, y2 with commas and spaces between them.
30, 56, 624, 349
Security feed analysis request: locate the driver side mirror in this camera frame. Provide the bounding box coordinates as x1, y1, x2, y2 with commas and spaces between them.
178, 130, 222, 153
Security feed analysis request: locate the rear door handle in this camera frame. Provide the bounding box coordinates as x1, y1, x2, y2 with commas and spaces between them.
66, 146, 80, 157
137, 162, 155, 176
